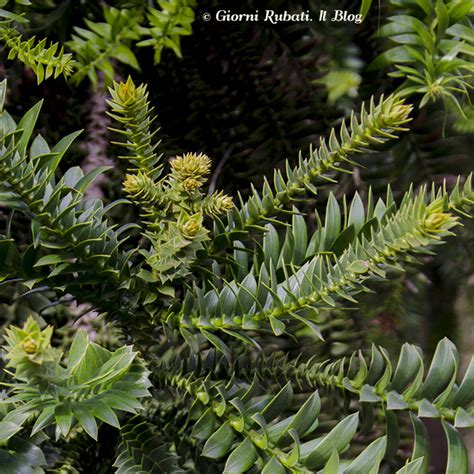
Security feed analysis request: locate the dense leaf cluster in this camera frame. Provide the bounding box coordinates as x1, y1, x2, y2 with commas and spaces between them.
370, 0, 473, 110
0, 0, 197, 84
0, 72, 472, 470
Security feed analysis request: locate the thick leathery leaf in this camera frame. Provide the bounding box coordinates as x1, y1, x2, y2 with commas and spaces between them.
302, 413, 359, 469
192, 407, 217, 440
201, 422, 234, 459
348, 192, 365, 234
324, 193, 341, 247
224, 438, 258, 473
261, 456, 286, 474
454, 408, 474, 428
261, 382, 293, 422
17, 101, 43, 157
396, 457, 425, 473
442, 421, 468, 474
0, 420, 23, 443
86, 400, 120, 428
419, 338, 457, 399
55, 403, 73, 437
410, 414, 429, 473
287, 391, 321, 437
385, 410, 400, 461
345, 436, 386, 473
31, 406, 55, 435
452, 357, 474, 407
391, 344, 423, 392
0, 437, 47, 472
73, 405, 98, 440
322, 449, 340, 473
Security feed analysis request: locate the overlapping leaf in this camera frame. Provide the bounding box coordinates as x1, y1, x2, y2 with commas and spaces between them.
212, 94, 412, 246
1, 328, 151, 444
370, 0, 474, 109
173, 177, 473, 348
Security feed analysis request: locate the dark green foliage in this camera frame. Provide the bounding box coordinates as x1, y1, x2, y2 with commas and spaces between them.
148, 0, 350, 197
370, 0, 474, 109
114, 417, 184, 473
0, 0, 197, 85
176, 178, 472, 345
0, 318, 151, 443
0, 433, 48, 472
1, 72, 473, 470
219, 95, 412, 237
150, 336, 474, 472
0, 7, 74, 83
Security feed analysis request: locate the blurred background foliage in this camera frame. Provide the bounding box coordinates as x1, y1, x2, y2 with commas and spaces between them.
0, 0, 472, 470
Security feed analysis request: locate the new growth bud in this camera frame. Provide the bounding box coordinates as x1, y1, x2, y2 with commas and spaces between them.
181, 214, 203, 239
22, 338, 39, 354
220, 195, 234, 211
424, 212, 450, 230
123, 174, 141, 195
3, 317, 56, 373
182, 219, 201, 238
183, 177, 202, 192
388, 101, 413, 126
122, 172, 162, 205
115, 76, 138, 105
171, 153, 212, 181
